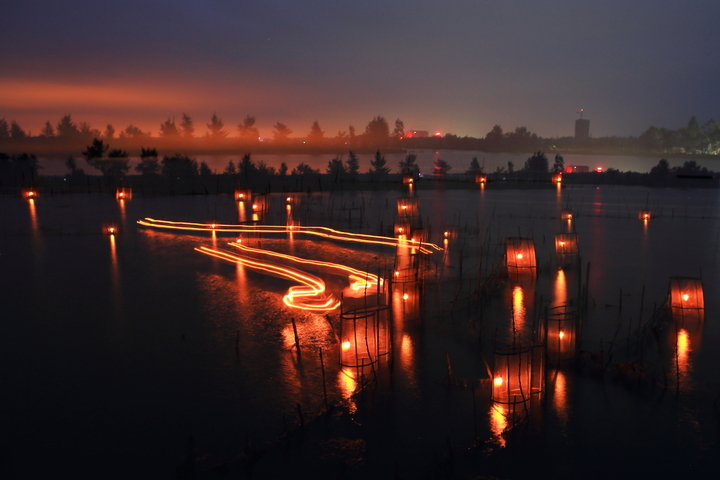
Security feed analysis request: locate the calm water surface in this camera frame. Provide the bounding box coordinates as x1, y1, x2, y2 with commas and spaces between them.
1, 184, 719, 478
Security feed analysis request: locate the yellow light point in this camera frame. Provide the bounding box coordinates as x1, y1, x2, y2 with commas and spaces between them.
252, 204, 258, 210
403, 293, 409, 300
286, 197, 292, 202
137, 218, 443, 253
238, 194, 245, 199
108, 227, 116, 235
517, 253, 523, 259
398, 227, 404, 233
567, 214, 572, 219
394, 271, 400, 277
559, 331, 565, 339
682, 294, 689, 301
444, 231, 449, 237
401, 205, 408, 210
342, 341, 351, 350
227, 241, 380, 293
196, 246, 340, 311
494, 377, 503, 386
559, 241, 565, 246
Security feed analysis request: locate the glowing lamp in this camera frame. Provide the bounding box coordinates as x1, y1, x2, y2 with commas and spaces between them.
340, 306, 390, 368
402, 205, 408, 210
476, 174, 487, 184
505, 237, 536, 277
286, 197, 292, 202
546, 304, 577, 362
23, 189, 38, 199
234, 189, 252, 202
555, 233, 579, 268
403, 293, 409, 300
561, 209, 573, 220
103, 223, 119, 235
669, 277, 704, 322
638, 210, 651, 220
444, 231, 449, 238
552, 173, 563, 184
492, 343, 544, 404
252, 204, 258, 210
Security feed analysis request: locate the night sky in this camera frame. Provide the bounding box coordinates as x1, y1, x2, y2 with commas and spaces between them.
1, 0, 719, 138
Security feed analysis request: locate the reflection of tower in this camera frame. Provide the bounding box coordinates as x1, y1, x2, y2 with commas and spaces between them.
575, 109, 590, 140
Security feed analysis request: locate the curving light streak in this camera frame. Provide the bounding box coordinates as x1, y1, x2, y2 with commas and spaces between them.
137, 218, 442, 254
196, 246, 341, 311
227, 241, 380, 293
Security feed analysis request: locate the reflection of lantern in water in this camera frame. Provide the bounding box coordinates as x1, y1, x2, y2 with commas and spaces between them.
546, 305, 577, 362
555, 233, 579, 268
340, 305, 390, 368
492, 343, 544, 404
669, 277, 704, 322
638, 210, 651, 221
505, 237, 536, 278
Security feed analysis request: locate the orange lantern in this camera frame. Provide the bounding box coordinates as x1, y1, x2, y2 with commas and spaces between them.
234, 189, 252, 202
555, 233, 579, 268
340, 305, 391, 368
115, 187, 132, 200
505, 237, 537, 278
551, 173, 563, 184
669, 277, 704, 322
492, 343, 544, 404
402, 174, 414, 185
561, 209, 573, 220
396, 197, 421, 228
545, 305, 577, 362
476, 174, 488, 184
103, 223, 119, 235
638, 210, 651, 221
22, 189, 38, 199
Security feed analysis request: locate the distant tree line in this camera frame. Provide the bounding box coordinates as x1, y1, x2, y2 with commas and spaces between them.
1, 113, 719, 158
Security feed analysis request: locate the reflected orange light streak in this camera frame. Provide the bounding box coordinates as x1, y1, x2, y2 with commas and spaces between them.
554, 269, 567, 307
138, 218, 442, 254
553, 370, 569, 425
677, 328, 692, 381
196, 246, 340, 311
512, 285, 526, 331
489, 404, 508, 447
227, 241, 380, 293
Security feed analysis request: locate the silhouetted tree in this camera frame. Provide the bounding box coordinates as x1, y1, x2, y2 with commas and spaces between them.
553, 154, 564, 173
160, 118, 180, 138
239, 154, 257, 183
507, 161, 514, 174
326, 157, 345, 182
40, 121, 55, 137
682, 116, 702, 153
307, 121, 324, 144
432, 156, 451, 177
392, 118, 405, 140
82, 138, 109, 162
0, 118, 9, 138
104, 124, 115, 140
120, 125, 147, 138
484, 125, 504, 151
348, 125, 356, 145
79, 122, 99, 140
206, 113, 227, 140
292, 162, 318, 175
346, 151, 359, 178
10, 121, 25, 139
649, 158, 670, 179
369, 150, 390, 178
399, 153, 419, 176
279, 162, 288, 176
237, 115, 259, 142
136, 147, 160, 176
65, 156, 85, 179
56, 115, 80, 138
466, 157, 483, 174
199, 161, 212, 177
523, 152, 548, 173
224, 160, 237, 175
257, 160, 275, 176
162, 154, 198, 177
673, 160, 708, 175
180, 113, 195, 139
273, 122, 292, 143
364, 116, 389, 146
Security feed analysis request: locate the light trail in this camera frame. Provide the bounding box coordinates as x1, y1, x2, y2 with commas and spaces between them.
227, 241, 380, 293
196, 246, 340, 311
137, 218, 442, 254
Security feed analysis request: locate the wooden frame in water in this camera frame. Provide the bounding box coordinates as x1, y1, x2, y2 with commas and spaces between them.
340, 305, 391, 368
545, 304, 577, 362
492, 342, 544, 404
555, 233, 579, 268
505, 237, 537, 278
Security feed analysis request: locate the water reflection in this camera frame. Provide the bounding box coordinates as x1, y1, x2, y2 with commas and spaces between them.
489, 403, 508, 447
511, 285, 526, 339
552, 369, 569, 427
553, 269, 567, 307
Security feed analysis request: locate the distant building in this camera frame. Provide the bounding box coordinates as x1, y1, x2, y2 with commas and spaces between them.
565, 165, 589, 173
575, 118, 590, 140
404, 130, 429, 138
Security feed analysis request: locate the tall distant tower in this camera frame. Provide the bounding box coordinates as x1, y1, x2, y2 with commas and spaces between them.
575, 108, 590, 140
